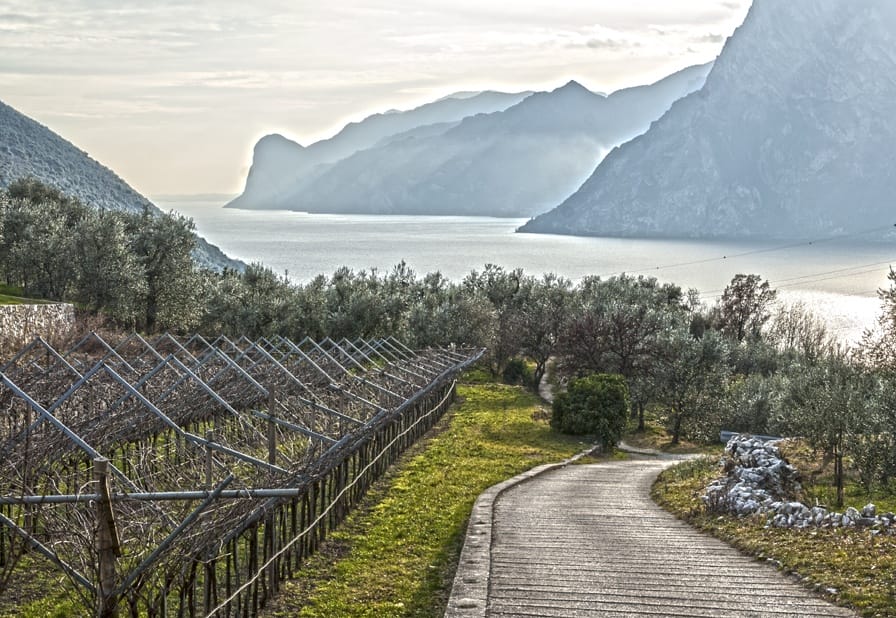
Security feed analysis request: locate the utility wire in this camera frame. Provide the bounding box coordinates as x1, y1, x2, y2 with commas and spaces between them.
600, 222, 895, 281
698, 260, 895, 301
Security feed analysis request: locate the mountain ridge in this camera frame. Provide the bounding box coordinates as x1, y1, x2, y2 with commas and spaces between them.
226, 89, 533, 210
520, 0, 896, 240
237, 63, 713, 218
0, 98, 242, 271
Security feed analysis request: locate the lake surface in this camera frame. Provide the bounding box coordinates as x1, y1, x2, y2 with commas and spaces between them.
160, 199, 896, 345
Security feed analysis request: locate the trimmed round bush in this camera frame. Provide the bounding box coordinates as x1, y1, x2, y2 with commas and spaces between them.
502, 358, 533, 387
551, 374, 629, 447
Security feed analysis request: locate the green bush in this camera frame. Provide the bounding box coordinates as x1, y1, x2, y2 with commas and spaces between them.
502, 357, 533, 387
551, 373, 629, 446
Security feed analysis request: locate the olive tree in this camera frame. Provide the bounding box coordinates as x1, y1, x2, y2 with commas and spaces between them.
514, 273, 574, 389
127, 208, 203, 333
650, 327, 730, 445
73, 210, 147, 326
558, 275, 685, 429
463, 264, 526, 375
778, 357, 870, 507
859, 268, 896, 371
717, 274, 777, 342
767, 301, 836, 362
0, 193, 83, 300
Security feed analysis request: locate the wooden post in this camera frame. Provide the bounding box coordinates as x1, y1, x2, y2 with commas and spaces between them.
267, 387, 277, 467
205, 430, 214, 490
94, 458, 121, 618
266, 387, 278, 596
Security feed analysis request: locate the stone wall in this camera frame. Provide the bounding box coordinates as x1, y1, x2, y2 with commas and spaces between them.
0, 303, 76, 353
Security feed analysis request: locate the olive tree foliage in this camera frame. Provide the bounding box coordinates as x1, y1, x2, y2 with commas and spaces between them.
551, 373, 629, 448
0, 179, 205, 332
125, 207, 204, 333
557, 275, 687, 429
716, 273, 777, 342
859, 268, 896, 371
844, 271, 896, 492
777, 356, 872, 507
650, 327, 731, 445
73, 210, 147, 325
198, 262, 497, 348
462, 265, 526, 375
321, 264, 421, 341
726, 336, 780, 377
718, 372, 784, 437
512, 273, 574, 389
200, 264, 295, 338
766, 301, 837, 363
846, 376, 896, 494
406, 271, 493, 349
0, 181, 83, 299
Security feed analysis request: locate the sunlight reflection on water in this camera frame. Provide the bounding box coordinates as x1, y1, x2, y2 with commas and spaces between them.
164, 201, 895, 346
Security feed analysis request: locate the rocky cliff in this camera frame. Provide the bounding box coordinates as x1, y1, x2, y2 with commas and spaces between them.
520, 0, 896, 240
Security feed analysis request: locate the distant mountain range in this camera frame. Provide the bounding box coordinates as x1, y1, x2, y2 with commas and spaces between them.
0, 99, 242, 271
520, 0, 896, 240
227, 64, 711, 217
227, 90, 531, 211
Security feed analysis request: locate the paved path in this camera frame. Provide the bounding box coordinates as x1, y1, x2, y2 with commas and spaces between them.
448, 456, 856, 617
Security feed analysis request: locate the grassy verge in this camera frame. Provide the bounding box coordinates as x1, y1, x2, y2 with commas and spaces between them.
0, 285, 52, 305
0, 294, 25, 305
264, 380, 588, 617
652, 451, 896, 617
623, 414, 723, 457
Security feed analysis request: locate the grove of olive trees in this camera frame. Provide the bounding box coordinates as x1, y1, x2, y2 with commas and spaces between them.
3, 178, 896, 504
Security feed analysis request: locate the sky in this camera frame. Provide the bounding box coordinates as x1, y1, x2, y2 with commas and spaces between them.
0, 0, 752, 198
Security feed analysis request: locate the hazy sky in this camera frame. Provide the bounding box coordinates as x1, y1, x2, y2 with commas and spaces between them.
0, 1, 751, 197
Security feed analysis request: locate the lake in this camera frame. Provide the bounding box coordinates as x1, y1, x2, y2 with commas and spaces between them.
160, 199, 896, 345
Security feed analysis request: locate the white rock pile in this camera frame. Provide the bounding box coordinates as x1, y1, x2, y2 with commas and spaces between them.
702, 435, 895, 533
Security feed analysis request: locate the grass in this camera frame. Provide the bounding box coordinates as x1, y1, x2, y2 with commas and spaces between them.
0, 555, 81, 618
623, 413, 724, 457
776, 440, 896, 514
0, 284, 52, 306
652, 445, 896, 617
0, 294, 25, 305
263, 380, 588, 617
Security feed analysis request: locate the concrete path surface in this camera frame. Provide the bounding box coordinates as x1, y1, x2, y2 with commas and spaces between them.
447, 456, 856, 617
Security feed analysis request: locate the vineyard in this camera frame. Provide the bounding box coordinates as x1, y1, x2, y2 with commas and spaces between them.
0, 332, 482, 616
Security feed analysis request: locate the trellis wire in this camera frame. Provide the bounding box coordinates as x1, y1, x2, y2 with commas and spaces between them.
205, 380, 457, 617
0, 332, 482, 616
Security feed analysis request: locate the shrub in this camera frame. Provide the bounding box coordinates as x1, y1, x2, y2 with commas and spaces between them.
551, 373, 629, 447
502, 358, 533, 387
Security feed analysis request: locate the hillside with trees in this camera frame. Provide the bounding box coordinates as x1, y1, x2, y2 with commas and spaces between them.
4, 177, 896, 505
0, 99, 241, 272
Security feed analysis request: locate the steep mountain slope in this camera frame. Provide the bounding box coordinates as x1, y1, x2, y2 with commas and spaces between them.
277, 63, 711, 217
227, 90, 531, 210
0, 99, 241, 271
520, 0, 896, 239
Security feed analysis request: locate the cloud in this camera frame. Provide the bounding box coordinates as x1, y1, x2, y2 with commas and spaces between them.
0, 12, 41, 23
0, 0, 751, 194
696, 33, 726, 44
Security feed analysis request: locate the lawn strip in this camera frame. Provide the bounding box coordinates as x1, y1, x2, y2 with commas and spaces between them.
264, 381, 586, 618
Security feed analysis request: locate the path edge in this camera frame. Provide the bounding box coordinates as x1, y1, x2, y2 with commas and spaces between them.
443, 445, 597, 617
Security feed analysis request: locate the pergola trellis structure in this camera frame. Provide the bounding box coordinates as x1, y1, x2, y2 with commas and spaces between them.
0, 332, 482, 617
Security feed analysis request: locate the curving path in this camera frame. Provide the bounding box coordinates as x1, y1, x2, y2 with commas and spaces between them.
447, 456, 856, 617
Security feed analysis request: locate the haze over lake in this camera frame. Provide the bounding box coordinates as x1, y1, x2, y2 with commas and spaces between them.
162, 199, 895, 345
